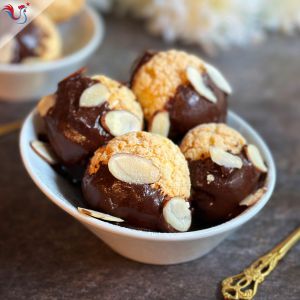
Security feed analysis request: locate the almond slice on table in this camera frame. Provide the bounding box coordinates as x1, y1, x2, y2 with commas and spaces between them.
108, 153, 160, 185
78, 207, 124, 222
204, 63, 232, 94
102, 110, 142, 137
30, 140, 58, 165
38, 94, 56, 117
239, 187, 267, 207
186, 66, 217, 103
149, 111, 170, 137
246, 144, 268, 173
163, 197, 191, 232
210, 147, 243, 169
79, 83, 110, 107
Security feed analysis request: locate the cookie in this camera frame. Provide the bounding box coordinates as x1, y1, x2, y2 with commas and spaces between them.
180, 123, 267, 225
0, 13, 62, 64
82, 131, 192, 232
131, 50, 231, 141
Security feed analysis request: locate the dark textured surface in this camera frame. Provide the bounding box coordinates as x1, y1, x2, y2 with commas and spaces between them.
0, 13, 299, 300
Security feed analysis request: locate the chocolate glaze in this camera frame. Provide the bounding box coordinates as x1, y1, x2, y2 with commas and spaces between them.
130, 50, 156, 86
189, 148, 266, 227
12, 21, 46, 63
37, 133, 84, 185
44, 70, 113, 168
82, 164, 175, 232
130, 51, 227, 142
166, 78, 227, 142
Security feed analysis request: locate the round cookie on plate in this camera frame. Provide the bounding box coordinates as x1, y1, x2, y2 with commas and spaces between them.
131, 50, 231, 141
37, 69, 143, 178
82, 131, 192, 233
180, 123, 268, 226
45, 0, 85, 23
0, 14, 62, 64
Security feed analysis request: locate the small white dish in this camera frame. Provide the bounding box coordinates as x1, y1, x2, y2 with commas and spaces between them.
20, 110, 276, 265
0, 6, 104, 102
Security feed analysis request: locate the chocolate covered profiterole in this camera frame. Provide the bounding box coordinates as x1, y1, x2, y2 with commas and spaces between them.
0, 14, 61, 64
180, 123, 268, 226
82, 131, 192, 232
131, 50, 231, 141
37, 70, 143, 179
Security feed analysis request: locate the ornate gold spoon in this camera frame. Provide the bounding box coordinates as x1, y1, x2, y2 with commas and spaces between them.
222, 227, 300, 300
0, 120, 22, 137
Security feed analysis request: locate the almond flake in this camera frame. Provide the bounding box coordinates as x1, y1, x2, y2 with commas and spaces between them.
210, 147, 243, 169
108, 153, 160, 184
30, 140, 57, 165
102, 110, 142, 137
205, 63, 232, 94
239, 187, 267, 207
163, 197, 191, 232
246, 144, 268, 173
79, 83, 110, 107
186, 66, 217, 103
149, 111, 170, 137
78, 207, 124, 222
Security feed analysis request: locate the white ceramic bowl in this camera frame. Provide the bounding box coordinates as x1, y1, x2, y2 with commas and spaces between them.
0, 6, 104, 102
20, 110, 276, 265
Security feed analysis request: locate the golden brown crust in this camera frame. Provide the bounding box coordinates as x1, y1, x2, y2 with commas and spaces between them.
92, 75, 143, 121
45, 0, 85, 23
89, 131, 191, 199
131, 50, 206, 120
180, 123, 246, 161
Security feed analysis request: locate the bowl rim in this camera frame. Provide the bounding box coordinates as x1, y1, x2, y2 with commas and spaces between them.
20, 109, 276, 242
0, 5, 104, 73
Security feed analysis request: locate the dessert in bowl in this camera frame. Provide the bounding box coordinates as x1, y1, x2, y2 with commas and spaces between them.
20, 50, 276, 264
0, 5, 103, 101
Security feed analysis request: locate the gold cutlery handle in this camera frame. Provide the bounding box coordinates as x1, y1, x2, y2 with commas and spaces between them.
222, 227, 300, 300
0, 120, 22, 137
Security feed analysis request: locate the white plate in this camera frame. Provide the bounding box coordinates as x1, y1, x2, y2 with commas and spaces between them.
20, 110, 276, 265
0, 6, 104, 102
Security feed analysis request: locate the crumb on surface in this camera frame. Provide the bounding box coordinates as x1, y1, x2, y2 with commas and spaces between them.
89, 131, 191, 198
180, 123, 246, 161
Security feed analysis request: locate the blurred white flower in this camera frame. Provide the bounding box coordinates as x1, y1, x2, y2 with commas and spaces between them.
94, 0, 300, 52
262, 0, 300, 33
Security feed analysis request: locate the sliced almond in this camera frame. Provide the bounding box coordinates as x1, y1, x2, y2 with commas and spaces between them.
30, 140, 57, 165
239, 187, 267, 207
210, 147, 243, 169
246, 144, 268, 173
102, 110, 142, 137
108, 153, 160, 184
79, 83, 110, 107
78, 207, 124, 222
186, 66, 217, 103
37, 94, 56, 117
163, 197, 191, 232
204, 63, 232, 94
149, 111, 170, 137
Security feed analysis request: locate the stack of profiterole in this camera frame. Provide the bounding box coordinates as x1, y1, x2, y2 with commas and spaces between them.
36, 50, 268, 233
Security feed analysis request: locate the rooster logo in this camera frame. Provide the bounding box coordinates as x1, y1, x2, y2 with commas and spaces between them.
2, 2, 30, 24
